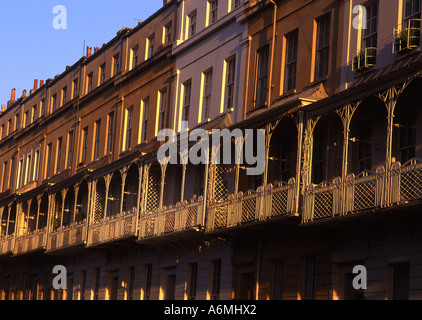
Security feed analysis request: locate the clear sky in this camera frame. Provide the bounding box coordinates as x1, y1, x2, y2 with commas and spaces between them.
0, 0, 163, 107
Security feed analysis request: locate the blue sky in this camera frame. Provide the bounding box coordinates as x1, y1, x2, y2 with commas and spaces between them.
0, 0, 163, 106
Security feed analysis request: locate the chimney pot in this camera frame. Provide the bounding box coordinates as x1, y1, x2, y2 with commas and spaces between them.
11, 88, 16, 101
22, 89, 27, 98
40, 80, 44, 87
87, 46, 92, 57
33, 79, 38, 91
1, 104, 5, 111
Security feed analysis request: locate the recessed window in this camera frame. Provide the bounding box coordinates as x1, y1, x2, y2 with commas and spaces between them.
87, 73, 93, 94
202, 69, 213, 121
61, 86, 67, 106
164, 23, 172, 44
284, 29, 298, 93
81, 127, 88, 162
146, 35, 155, 59
187, 263, 198, 300
210, 259, 221, 300
33, 148, 40, 181
404, 0, 421, 21
183, 80, 192, 122
225, 57, 236, 110
143, 264, 152, 300
56, 137, 62, 174
46, 143, 52, 179
130, 46, 138, 70
24, 152, 32, 185
208, 0, 218, 25
303, 256, 316, 300
113, 54, 120, 76
23, 111, 29, 128
99, 64, 106, 85
94, 120, 101, 160
107, 112, 114, 154
158, 89, 167, 132
16, 157, 24, 189
124, 107, 133, 151
67, 131, 74, 169
1, 161, 7, 191
188, 11, 197, 38
72, 78, 79, 99
272, 260, 283, 300
52, 94, 57, 112
31, 105, 37, 123
363, 2, 378, 49
390, 262, 409, 300
14, 113, 20, 131
315, 13, 331, 80
255, 45, 269, 108
141, 98, 149, 143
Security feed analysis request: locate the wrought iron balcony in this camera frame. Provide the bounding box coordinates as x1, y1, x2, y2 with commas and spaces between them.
206, 178, 297, 232
302, 158, 422, 223
393, 19, 421, 54
13, 228, 47, 256
87, 209, 138, 247
46, 219, 87, 253
352, 47, 377, 72
138, 197, 204, 240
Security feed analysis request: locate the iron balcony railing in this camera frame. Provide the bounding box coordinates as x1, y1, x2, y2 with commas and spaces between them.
13, 228, 47, 256
46, 219, 87, 252
87, 209, 138, 246
303, 158, 422, 223
352, 47, 377, 72
0, 234, 15, 256
206, 178, 297, 232
393, 19, 421, 54
138, 196, 204, 239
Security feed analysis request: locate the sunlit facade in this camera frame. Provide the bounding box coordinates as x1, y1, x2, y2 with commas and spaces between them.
1, 0, 422, 300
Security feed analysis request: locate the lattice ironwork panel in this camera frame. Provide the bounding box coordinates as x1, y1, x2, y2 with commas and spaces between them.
213, 204, 228, 229
164, 213, 175, 233
313, 191, 333, 219
241, 196, 256, 223
75, 227, 83, 243
271, 188, 288, 216
107, 223, 115, 239
186, 206, 197, 228
123, 217, 133, 235
145, 218, 155, 237
93, 188, 105, 222
92, 229, 100, 244
213, 165, 229, 202
52, 200, 62, 230
400, 166, 422, 201
352, 179, 376, 211
146, 166, 161, 214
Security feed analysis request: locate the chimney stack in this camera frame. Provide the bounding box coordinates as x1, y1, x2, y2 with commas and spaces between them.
22, 89, 27, 98
86, 46, 92, 57
30, 79, 39, 95
7, 88, 16, 108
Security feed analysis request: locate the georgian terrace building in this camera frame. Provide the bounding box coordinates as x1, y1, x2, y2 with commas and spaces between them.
2, 0, 422, 301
